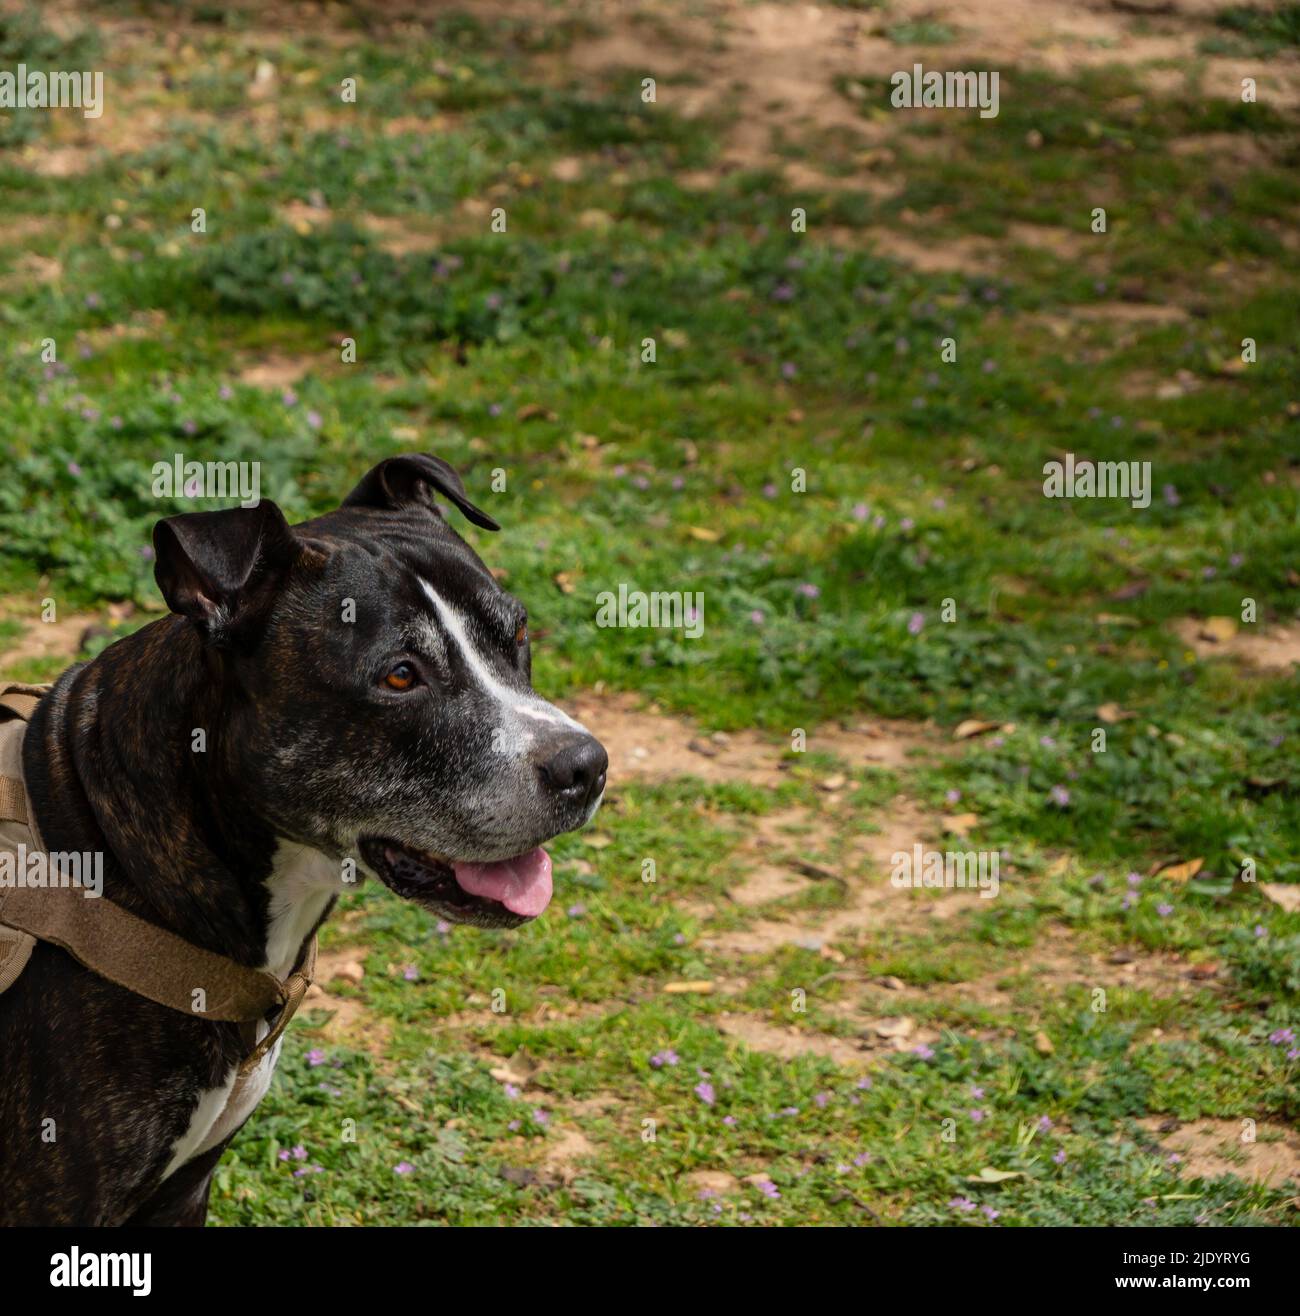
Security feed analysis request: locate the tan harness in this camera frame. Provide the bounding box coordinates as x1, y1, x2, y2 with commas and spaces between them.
0, 683, 316, 1076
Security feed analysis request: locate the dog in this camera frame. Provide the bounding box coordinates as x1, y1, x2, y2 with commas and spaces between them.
0, 453, 607, 1226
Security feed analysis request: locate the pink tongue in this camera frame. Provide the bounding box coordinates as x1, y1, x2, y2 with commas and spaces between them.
452, 848, 553, 917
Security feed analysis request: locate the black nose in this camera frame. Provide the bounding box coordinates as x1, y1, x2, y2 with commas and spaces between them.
538, 736, 608, 807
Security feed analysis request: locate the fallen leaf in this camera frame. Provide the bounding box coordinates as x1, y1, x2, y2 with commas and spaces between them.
663, 980, 714, 994
553, 571, 577, 595
687, 525, 720, 542
489, 1051, 540, 1086
954, 719, 1000, 740
582, 833, 612, 849
872, 1017, 915, 1039
1097, 702, 1136, 723
1260, 883, 1300, 913
1198, 616, 1237, 643
1033, 1031, 1054, 1055
967, 1167, 1023, 1183
941, 812, 980, 837
1159, 858, 1204, 883
818, 774, 848, 792
516, 403, 557, 422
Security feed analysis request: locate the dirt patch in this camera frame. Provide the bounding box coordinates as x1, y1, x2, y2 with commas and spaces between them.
527, 0, 1300, 184
537, 1126, 599, 1183
22, 145, 100, 179
0, 608, 97, 674
237, 353, 321, 389
565, 691, 940, 789
1025, 302, 1191, 344
1141, 1117, 1300, 1187
1008, 221, 1092, 261
1070, 302, 1191, 325
682, 1168, 741, 1196
1169, 133, 1277, 167
302, 946, 393, 1050
706, 796, 985, 954
1120, 367, 1202, 400
359, 213, 447, 256
1174, 617, 1300, 672
716, 1014, 874, 1066
864, 228, 1001, 276
929, 924, 1224, 1009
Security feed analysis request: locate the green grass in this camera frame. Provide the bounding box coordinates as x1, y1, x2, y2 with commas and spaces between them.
0, 1, 1296, 1226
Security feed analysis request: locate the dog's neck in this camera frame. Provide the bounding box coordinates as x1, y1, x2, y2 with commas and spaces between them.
25, 617, 335, 970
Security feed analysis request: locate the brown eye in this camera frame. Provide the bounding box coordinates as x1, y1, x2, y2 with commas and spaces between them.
514, 621, 528, 646
384, 662, 418, 691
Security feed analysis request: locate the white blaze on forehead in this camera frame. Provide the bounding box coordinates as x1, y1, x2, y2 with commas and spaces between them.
418, 578, 588, 733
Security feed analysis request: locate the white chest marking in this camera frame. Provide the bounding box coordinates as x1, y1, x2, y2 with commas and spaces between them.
161, 843, 338, 1180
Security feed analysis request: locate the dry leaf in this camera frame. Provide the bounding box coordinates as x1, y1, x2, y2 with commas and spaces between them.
967, 1167, 1023, 1183
1198, 616, 1237, 643
872, 1017, 915, 1039
663, 980, 714, 994
687, 526, 720, 542
1260, 883, 1300, 913
941, 812, 980, 837
1159, 857, 1204, 884
516, 403, 557, 422
1097, 702, 1135, 723
1033, 1031, 1054, 1055
489, 1051, 540, 1086
582, 833, 612, 849
553, 571, 577, 595
954, 719, 1000, 740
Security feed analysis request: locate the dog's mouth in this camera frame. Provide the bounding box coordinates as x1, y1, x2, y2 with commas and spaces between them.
358, 837, 553, 928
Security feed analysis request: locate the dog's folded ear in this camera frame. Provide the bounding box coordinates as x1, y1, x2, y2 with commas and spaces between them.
153, 500, 311, 644
342, 453, 500, 531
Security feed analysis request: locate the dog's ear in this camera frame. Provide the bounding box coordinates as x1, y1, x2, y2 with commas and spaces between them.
342, 453, 500, 531
152, 500, 308, 644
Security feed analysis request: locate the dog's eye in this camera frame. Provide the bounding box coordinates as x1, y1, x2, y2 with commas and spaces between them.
514, 620, 528, 646
383, 662, 419, 691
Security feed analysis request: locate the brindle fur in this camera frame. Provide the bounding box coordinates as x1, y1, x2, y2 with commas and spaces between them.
0, 455, 605, 1225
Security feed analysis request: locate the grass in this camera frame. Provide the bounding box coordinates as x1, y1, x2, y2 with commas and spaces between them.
0, 1, 1296, 1226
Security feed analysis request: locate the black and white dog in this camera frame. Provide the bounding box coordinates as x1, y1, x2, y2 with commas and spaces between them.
0, 453, 606, 1225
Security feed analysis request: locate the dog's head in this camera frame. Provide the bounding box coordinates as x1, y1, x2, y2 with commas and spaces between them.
150, 453, 606, 928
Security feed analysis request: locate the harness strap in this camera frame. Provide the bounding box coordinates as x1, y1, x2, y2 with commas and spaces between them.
0, 679, 317, 1066
238, 934, 317, 1076
0, 774, 26, 826
0, 883, 302, 1021
0, 689, 43, 721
